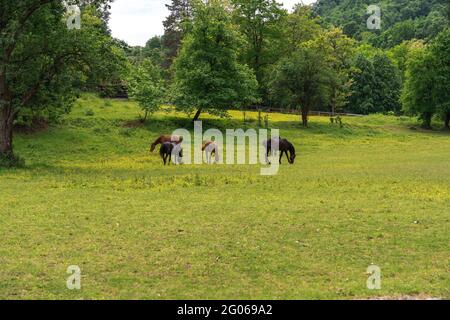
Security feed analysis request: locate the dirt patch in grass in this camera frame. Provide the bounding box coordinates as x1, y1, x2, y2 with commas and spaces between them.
122, 119, 145, 128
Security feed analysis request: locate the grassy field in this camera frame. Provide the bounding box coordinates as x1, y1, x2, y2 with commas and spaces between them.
0, 94, 449, 299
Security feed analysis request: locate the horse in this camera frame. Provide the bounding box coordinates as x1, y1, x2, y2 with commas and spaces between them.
172, 143, 183, 165
159, 142, 183, 165
202, 141, 220, 164
263, 138, 296, 164
150, 135, 183, 152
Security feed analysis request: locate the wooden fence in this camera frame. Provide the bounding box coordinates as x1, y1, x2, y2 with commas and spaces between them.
240, 106, 366, 117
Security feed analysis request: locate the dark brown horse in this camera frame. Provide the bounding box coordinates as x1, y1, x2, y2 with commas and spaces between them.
264, 138, 296, 164
159, 142, 183, 165
150, 135, 183, 152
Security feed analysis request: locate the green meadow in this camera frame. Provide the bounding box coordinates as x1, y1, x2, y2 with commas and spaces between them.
0, 94, 449, 299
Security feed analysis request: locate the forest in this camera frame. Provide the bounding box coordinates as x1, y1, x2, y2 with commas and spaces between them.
1, 0, 449, 166
125, 0, 449, 125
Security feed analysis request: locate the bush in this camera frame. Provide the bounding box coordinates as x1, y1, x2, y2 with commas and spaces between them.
0, 153, 25, 168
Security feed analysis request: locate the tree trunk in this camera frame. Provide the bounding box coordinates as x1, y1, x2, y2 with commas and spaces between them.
301, 107, 309, 127
422, 112, 432, 129
141, 110, 149, 123
331, 89, 336, 117
445, 112, 450, 129
193, 108, 202, 122
0, 106, 14, 155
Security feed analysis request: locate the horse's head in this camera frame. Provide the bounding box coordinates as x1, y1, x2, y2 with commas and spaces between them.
289, 144, 296, 164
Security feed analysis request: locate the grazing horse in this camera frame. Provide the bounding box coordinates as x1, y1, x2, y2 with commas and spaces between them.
150, 135, 183, 152
202, 141, 220, 164
264, 138, 296, 164
172, 143, 183, 165
159, 142, 183, 165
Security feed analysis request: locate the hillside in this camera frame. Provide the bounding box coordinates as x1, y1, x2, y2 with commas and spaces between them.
314, 0, 449, 47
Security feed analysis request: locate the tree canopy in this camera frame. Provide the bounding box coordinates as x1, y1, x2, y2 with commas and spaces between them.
315, 0, 449, 48
171, 0, 258, 121
402, 28, 450, 128
0, 0, 124, 160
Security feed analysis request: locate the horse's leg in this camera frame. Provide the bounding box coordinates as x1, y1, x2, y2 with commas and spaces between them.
163, 154, 167, 165
266, 147, 271, 165
279, 151, 283, 164
286, 150, 290, 163
215, 148, 220, 164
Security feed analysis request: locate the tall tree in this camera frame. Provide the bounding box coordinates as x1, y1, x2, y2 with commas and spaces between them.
388, 40, 425, 83
401, 46, 436, 128
284, 4, 322, 51
172, 0, 258, 121
270, 44, 331, 127
142, 36, 166, 68
128, 59, 166, 123
372, 53, 402, 113
162, 0, 193, 68
232, 0, 286, 102
0, 0, 120, 162
348, 54, 376, 114
429, 29, 450, 128
321, 28, 356, 115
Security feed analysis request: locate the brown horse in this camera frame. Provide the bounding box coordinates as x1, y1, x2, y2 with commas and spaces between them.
150, 135, 183, 152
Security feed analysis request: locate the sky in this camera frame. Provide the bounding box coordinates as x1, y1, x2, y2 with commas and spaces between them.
110, 0, 317, 47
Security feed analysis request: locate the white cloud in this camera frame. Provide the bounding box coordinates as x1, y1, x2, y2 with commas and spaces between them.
110, 0, 317, 46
